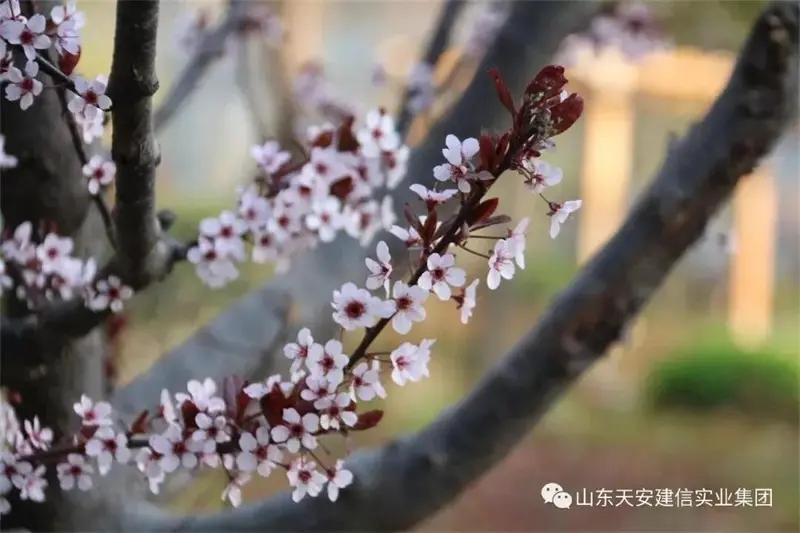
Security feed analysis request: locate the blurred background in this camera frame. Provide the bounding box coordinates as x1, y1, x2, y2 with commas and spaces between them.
78, 0, 797, 531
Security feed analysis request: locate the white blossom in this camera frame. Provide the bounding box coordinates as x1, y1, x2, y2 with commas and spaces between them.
417, 253, 465, 300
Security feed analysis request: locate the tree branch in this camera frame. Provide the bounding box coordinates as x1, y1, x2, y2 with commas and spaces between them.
108, 0, 602, 429
394, 0, 467, 139
152, 1, 251, 132
130, 2, 799, 530
107, 0, 166, 288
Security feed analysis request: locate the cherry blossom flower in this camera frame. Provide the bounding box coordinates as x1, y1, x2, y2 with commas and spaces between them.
193, 412, 230, 444
385, 145, 410, 189
305, 197, 343, 242
85, 427, 131, 475
418, 253, 466, 300
508, 217, 529, 269
1, 453, 32, 492
5, 60, 42, 111
331, 282, 393, 331
286, 457, 326, 503
0, 135, 17, 169
389, 224, 422, 248
36, 233, 73, 274
135, 447, 165, 494
199, 211, 247, 260
456, 279, 479, 325
409, 183, 457, 207
548, 199, 582, 239
357, 109, 400, 158
390, 342, 430, 385
387, 281, 428, 334
221, 470, 250, 508
68, 75, 112, 119
487, 239, 516, 290
73, 110, 105, 144
73, 395, 113, 426
57, 454, 93, 491
50, 2, 84, 55
433, 134, 479, 193
18, 464, 46, 501
306, 339, 349, 386
251, 141, 291, 174
521, 159, 562, 194
365, 240, 392, 296
244, 373, 293, 401
284, 327, 314, 374
349, 360, 386, 401
175, 378, 225, 413
300, 375, 333, 404
82, 155, 116, 195
149, 424, 201, 473
315, 393, 357, 430
22, 417, 52, 450
324, 460, 353, 502
187, 238, 240, 288
236, 427, 283, 477
3, 14, 50, 60
87, 275, 133, 313
270, 408, 319, 453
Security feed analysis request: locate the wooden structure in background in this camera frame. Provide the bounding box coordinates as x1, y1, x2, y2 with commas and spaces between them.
570, 47, 778, 346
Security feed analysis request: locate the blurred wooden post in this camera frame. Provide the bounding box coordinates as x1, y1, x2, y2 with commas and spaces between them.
282, 0, 325, 73
572, 50, 637, 264
728, 168, 777, 346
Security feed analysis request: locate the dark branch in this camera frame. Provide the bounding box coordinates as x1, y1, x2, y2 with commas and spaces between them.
153, 1, 251, 132
130, 2, 798, 531
107, 0, 165, 289
394, 0, 467, 139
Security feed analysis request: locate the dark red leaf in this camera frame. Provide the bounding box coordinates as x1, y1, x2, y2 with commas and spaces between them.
478, 133, 496, 172
180, 401, 201, 429
469, 214, 512, 232
59, 47, 81, 77
549, 94, 584, 136
468, 198, 499, 226
404, 203, 424, 234
336, 116, 360, 152
525, 65, 568, 101
351, 409, 384, 431
129, 410, 150, 435
488, 68, 516, 118
311, 130, 334, 149
329, 176, 354, 199
422, 209, 438, 245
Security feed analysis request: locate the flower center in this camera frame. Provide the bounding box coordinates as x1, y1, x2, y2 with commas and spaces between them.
344, 300, 365, 319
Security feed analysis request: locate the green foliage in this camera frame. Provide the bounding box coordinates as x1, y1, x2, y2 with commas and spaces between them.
645, 338, 799, 424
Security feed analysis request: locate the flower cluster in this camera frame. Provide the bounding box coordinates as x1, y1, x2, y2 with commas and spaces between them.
0, 0, 111, 143
0, 220, 132, 313
187, 109, 408, 287
0, 61, 585, 513
556, 1, 671, 64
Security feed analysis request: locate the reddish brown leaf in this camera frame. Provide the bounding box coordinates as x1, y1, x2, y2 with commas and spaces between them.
311, 130, 334, 149
470, 214, 512, 232
422, 209, 438, 245
336, 116, 360, 152
468, 197, 499, 226
488, 68, 517, 118
478, 133, 496, 171
129, 410, 150, 435
404, 203, 424, 234
329, 176, 354, 199
59, 47, 81, 77
526, 64, 568, 101
549, 93, 584, 136
351, 409, 384, 431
